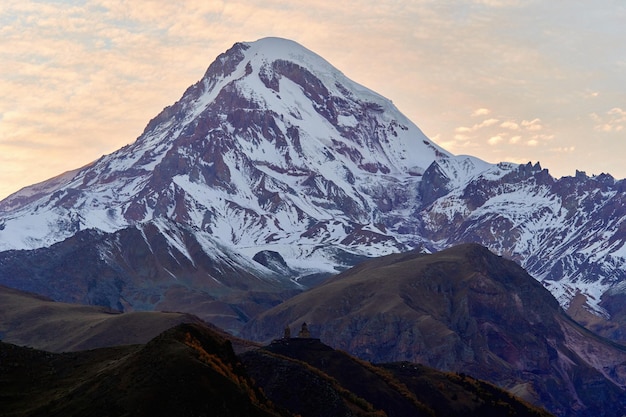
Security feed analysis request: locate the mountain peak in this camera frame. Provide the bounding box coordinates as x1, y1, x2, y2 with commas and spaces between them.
242, 37, 337, 71
0, 37, 449, 259
189, 37, 450, 173
237, 37, 362, 95
207, 37, 357, 93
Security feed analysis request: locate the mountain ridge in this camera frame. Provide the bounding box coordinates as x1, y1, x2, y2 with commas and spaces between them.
0, 220, 304, 334
242, 243, 626, 417
0, 321, 554, 417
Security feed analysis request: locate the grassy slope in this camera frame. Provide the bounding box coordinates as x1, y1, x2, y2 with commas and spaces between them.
0, 284, 202, 352
0, 323, 284, 417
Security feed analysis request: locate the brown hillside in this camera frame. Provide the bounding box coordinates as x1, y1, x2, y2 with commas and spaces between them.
243, 243, 626, 417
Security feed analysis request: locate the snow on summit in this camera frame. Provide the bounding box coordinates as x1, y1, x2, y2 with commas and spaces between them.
212, 36, 450, 173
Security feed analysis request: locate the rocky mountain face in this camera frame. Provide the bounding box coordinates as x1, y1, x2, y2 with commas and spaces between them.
0, 37, 619, 331
242, 244, 626, 417
0, 37, 447, 331
0, 321, 553, 417
417, 159, 626, 326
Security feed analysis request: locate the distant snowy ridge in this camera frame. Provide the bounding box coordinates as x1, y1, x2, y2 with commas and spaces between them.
420, 163, 626, 317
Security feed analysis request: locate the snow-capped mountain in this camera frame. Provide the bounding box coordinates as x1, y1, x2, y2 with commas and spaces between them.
418, 159, 626, 321
1, 37, 626, 333
0, 37, 447, 270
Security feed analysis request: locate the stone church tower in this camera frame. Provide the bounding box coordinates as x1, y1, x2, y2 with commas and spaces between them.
297, 322, 311, 338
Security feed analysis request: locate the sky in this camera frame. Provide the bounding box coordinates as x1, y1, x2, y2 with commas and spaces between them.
1, 1, 625, 199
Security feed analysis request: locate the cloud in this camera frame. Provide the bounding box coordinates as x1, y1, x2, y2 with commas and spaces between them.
458, 112, 550, 139
500, 120, 519, 130
447, 108, 556, 167
550, 146, 575, 153
521, 118, 542, 131
478, 118, 500, 128
455, 118, 500, 134
517, 133, 552, 148
591, 107, 626, 132
1, 0, 625, 197
472, 108, 491, 117
509, 135, 521, 144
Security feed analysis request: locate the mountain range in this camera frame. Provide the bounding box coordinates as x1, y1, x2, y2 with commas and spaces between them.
1, 37, 625, 335
1, 37, 626, 416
